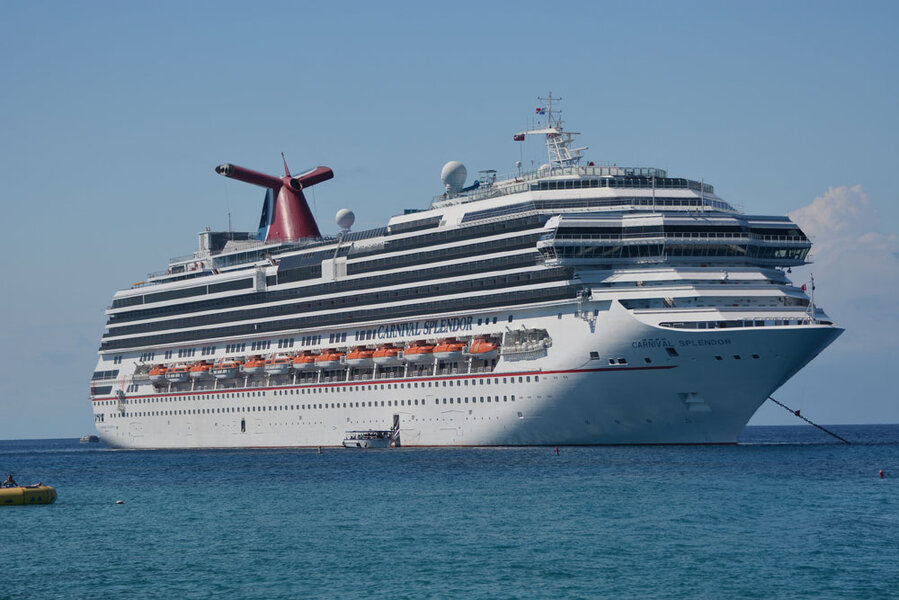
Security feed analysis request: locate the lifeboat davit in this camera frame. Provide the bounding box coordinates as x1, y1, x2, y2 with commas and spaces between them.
467, 337, 499, 360
434, 338, 465, 361
264, 355, 292, 376
0, 484, 57, 506
242, 356, 265, 375
346, 347, 374, 368
190, 361, 212, 379
211, 359, 242, 380
372, 344, 402, 366
292, 351, 317, 371
165, 364, 190, 383
403, 341, 435, 363
315, 349, 345, 369
148, 365, 168, 384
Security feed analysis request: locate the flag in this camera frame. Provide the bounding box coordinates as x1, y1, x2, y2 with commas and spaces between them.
513, 133, 525, 141
536, 107, 546, 115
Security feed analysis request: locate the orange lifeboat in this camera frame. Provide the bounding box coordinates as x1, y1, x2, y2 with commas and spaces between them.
148, 365, 168, 384
403, 340, 435, 363
467, 337, 499, 360
190, 361, 212, 379
346, 347, 374, 368
434, 338, 465, 361
372, 344, 402, 366
211, 358, 242, 380
242, 356, 265, 375
292, 351, 317, 371
264, 355, 292, 376
165, 364, 190, 384
315, 349, 345, 369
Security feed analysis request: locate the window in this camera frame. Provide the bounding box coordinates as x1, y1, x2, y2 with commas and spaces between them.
665, 348, 679, 357
589, 351, 599, 360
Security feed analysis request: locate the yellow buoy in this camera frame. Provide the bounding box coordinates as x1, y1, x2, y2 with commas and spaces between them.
0, 485, 57, 506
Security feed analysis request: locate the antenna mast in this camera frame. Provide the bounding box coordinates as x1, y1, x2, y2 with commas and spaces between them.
513, 92, 588, 171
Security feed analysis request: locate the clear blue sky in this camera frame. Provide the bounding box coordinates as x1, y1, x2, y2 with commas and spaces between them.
1, 0, 896, 438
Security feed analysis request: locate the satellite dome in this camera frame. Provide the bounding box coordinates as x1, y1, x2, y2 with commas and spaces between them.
441, 161, 467, 194
335, 208, 355, 231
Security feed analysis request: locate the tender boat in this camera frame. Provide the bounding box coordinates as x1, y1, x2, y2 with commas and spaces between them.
0, 484, 57, 506
372, 344, 402, 366
346, 347, 374, 368
165, 365, 190, 384
190, 361, 212, 379
466, 336, 499, 360
211, 359, 242, 379
315, 349, 344, 369
242, 356, 265, 375
434, 338, 465, 361
342, 430, 392, 448
292, 351, 317, 371
264, 355, 292, 376
80, 434, 99, 443
148, 365, 168, 384
403, 341, 435, 363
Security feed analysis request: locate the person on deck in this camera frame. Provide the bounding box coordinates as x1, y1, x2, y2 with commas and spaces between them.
2, 474, 17, 487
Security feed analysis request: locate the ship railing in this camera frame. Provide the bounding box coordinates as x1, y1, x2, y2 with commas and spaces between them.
546, 232, 809, 243
430, 164, 718, 207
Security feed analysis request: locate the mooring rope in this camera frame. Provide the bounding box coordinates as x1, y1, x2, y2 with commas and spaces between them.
767, 396, 850, 444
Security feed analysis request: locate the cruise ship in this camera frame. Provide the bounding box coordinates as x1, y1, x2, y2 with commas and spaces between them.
89, 95, 842, 448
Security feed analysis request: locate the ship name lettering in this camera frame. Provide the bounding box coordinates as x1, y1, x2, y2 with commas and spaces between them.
677, 338, 732, 347
631, 338, 672, 349
372, 316, 473, 340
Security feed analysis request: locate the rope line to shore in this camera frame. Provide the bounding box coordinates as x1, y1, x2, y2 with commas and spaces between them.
767, 396, 850, 444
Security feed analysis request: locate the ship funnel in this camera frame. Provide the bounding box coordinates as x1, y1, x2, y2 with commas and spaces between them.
215, 159, 332, 242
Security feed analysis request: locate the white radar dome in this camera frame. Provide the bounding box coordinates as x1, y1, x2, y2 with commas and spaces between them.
441, 161, 467, 194
335, 208, 355, 231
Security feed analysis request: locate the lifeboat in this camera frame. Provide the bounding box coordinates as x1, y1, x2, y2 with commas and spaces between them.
434, 338, 465, 361
466, 337, 499, 360
148, 365, 168, 384
372, 344, 402, 366
292, 351, 317, 371
0, 484, 57, 506
165, 364, 190, 383
190, 361, 212, 379
315, 349, 345, 369
242, 356, 265, 375
211, 359, 242, 380
346, 347, 374, 368
264, 355, 293, 376
403, 340, 435, 363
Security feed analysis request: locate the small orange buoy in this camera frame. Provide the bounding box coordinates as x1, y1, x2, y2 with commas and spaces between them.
880, 470, 885, 479
555, 447, 559, 455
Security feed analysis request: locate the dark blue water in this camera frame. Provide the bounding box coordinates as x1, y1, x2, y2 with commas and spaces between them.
3, 426, 898, 599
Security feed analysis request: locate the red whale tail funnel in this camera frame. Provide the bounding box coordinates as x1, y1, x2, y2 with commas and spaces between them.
215, 158, 333, 242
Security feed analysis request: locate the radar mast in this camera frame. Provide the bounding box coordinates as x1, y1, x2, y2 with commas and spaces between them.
513, 92, 588, 171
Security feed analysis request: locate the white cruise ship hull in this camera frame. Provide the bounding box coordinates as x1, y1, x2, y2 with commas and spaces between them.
91, 306, 841, 448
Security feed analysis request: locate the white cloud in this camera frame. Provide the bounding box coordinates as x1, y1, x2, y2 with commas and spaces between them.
788, 185, 899, 351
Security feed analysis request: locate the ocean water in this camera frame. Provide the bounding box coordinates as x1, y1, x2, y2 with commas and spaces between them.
2, 426, 898, 600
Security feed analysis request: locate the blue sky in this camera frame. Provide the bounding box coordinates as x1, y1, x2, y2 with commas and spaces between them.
1, 0, 896, 438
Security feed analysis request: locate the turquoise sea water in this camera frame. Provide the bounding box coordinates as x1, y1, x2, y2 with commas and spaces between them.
2, 425, 898, 599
